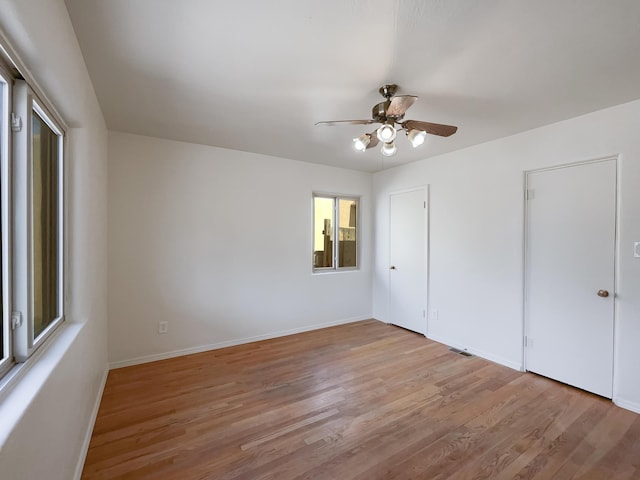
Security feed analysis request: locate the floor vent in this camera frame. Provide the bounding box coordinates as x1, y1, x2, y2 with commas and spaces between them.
449, 347, 473, 357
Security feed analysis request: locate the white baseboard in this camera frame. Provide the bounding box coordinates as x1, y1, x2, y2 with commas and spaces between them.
73, 364, 109, 480
614, 397, 640, 414
427, 333, 523, 371
109, 315, 372, 370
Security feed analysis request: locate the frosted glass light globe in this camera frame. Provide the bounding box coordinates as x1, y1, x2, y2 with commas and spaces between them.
376, 124, 396, 143
381, 142, 397, 157
353, 134, 370, 152
407, 129, 427, 147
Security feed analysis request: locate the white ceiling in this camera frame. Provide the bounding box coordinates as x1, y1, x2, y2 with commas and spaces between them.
64, 0, 640, 172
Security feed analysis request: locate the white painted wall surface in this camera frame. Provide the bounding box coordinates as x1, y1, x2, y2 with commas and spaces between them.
0, 0, 109, 479
108, 132, 372, 366
373, 99, 640, 412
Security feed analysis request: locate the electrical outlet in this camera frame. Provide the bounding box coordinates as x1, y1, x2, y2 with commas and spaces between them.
158, 321, 169, 334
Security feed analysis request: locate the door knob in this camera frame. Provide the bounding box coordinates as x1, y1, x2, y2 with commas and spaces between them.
390, 266, 396, 270
597, 290, 609, 298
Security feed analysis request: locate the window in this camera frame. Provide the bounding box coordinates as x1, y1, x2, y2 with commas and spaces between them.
313, 194, 358, 271
0, 55, 65, 380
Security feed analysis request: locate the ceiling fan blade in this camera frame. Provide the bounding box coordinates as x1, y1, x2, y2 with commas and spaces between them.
386, 95, 417, 118
366, 130, 379, 149
404, 120, 458, 137
315, 119, 377, 126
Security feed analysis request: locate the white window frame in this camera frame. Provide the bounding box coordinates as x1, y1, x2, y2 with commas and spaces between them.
0, 60, 12, 378
312, 193, 359, 272
11, 80, 65, 363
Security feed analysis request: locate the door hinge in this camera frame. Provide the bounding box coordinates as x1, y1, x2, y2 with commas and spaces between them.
524, 335, 529, 347
424, 201, 426, 208
11, 113, 22, 132
11, 311, 23, 330
526, 189, 535, 200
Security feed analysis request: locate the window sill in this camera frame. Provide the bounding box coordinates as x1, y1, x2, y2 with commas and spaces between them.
312, 268, 361, 275
0, 321, 83, 452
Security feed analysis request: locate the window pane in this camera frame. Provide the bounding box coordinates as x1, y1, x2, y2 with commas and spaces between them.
32, 111, 60, 338
338, 199, 357, 268
313, 197, 334, 268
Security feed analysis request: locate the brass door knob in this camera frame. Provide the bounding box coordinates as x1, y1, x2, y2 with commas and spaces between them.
597, 290, 609, 298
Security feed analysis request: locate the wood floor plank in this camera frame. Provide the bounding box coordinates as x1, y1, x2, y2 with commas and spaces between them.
81, 320, 640, 479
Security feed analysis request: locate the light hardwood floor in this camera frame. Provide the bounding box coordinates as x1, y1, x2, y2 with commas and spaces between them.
82, 320, 640, 479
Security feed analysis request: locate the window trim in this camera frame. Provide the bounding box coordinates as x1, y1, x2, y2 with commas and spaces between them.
312, 192, 360, 273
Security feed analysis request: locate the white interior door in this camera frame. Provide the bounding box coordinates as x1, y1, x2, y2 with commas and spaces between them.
525, 159, 616, 398
389, 189, 427, 335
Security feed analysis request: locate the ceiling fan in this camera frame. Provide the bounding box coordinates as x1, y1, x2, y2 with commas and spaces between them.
315, 84, 458, 156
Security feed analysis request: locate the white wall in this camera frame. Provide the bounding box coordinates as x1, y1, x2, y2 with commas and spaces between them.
0, 1, 108, 479
108, 132, 372, 366
373, 99, 640, 411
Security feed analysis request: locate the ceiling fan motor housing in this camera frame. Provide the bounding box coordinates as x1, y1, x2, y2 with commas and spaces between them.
372, 101, 390, 121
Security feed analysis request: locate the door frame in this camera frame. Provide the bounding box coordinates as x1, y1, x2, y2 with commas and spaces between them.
388, 185, 429, 335
522, 156, 620, 392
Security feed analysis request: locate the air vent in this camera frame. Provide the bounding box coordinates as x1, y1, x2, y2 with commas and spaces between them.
449, 347, 473, 357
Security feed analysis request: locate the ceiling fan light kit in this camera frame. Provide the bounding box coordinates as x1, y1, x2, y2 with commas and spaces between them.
316, 84, 458, 158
